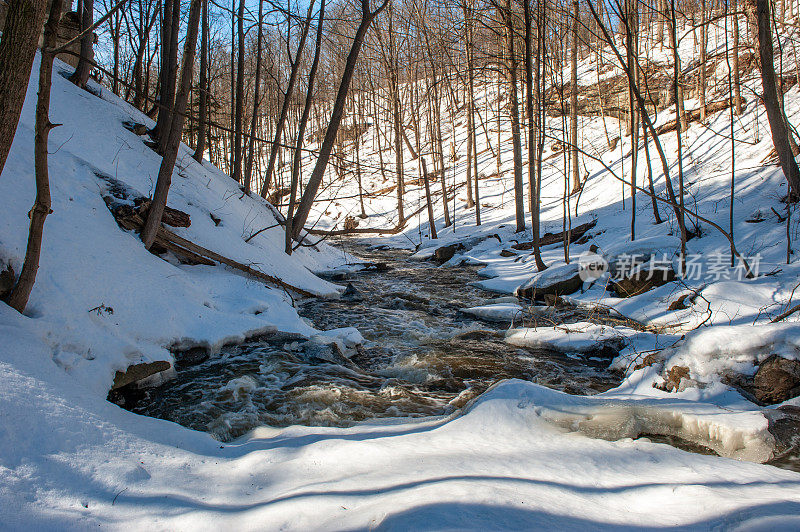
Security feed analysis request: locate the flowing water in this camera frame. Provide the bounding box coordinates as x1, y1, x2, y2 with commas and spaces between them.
118, 241, 623, 441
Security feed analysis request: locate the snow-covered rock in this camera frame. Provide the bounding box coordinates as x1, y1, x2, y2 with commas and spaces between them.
505, 322, 630, 353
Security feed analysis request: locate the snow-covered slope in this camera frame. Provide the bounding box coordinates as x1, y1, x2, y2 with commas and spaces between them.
0, 55, 346, 395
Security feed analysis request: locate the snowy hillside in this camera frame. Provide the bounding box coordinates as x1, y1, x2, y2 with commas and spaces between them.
0, 54, 351, 396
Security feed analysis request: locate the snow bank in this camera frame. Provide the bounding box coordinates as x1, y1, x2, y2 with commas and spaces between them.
505, 322, 631, 353
460, 303, 525, 322
658, 322, 800, 385
467, 380, 776, 463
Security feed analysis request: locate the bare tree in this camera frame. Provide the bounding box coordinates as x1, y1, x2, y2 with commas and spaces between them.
6, 0, 65, 312
0, 0, 50, 179
260, 0, 317, 197
141, 0, 203, 248
290, 0, 390, 240
69, 0, 94, 88
754, 0, 800, 200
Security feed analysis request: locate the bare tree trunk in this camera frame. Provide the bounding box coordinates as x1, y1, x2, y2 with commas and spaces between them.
284, 0, 324, 254
463, 1, 476, 208
141, 0, 202, 248
243, 0, 265, 190
503, 0, 526, 234
260, 0, 316, 197
231, 0, 245, 184
699, 0, 708, 122
290, 0, 388, 240
570, 0, 580, 193
6, 0, 65, 313
732, 0, 743, 115
0, 0, 49, 179
422, 157, 437, 239
755, 0, 800, 200
669, 0, 687, 266
522, 0, 546, 270
193, 0, 209, 162
69, 0, 93, 88
153, 0, 180, 153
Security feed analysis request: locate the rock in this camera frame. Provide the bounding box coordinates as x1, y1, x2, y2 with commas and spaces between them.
611, 262, 676, 297
0, 264, 15, 299
662, 365, 691, 392
668, 293, 691, 311
751, 355, 800, 404
453, 330, 502, 341
341, 282, 363, 302
603, 235, 681, 272
515, 262, 583, 301
433, 243, 464, 263
764, 406, 800, 459
500, 249, 516, 257
112, 361, 172, 390
543, 294, 568, 307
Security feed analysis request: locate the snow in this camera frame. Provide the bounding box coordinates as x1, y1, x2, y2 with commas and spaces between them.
460, 303, 525, 322
2, 15, 800, 528
659, 322, 800, 385
505, 322, 633, 353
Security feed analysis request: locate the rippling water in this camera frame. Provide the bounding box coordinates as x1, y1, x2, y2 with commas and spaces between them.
121, 241, 622, 441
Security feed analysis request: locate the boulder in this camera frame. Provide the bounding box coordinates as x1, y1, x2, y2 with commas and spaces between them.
611, 262, 676, 297
112, 361, 172, 390
433, 243, 465, 263
763, 406, 800, 460
515, 262, 583, 301
751, 355, 800, 404
603, 235, 681, 272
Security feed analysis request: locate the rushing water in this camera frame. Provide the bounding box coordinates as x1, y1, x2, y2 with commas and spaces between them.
119, 241, 622, 441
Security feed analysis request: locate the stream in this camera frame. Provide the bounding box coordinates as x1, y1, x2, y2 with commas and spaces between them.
119, 241, 622, 441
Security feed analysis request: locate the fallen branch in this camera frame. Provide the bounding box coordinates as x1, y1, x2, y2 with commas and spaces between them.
771, 303, 800, 323
511, 219, 597, 250
105, 197, 317, 297
655, 99, 738, 135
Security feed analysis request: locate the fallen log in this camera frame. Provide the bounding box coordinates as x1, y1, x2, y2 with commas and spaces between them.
655, 99, 737, 135
511, 219, 597, 250
105, 196, 317, 297
135, 198, 191, 227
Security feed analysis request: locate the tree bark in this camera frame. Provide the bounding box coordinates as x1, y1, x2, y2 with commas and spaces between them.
232, 0, 245, 184
69, 0, 93, 88
243, 0, 265, 190
193, 0, 209, 162
755, 0, 800, 200
570, 0, 580, 194
153, 0, 180, 153
0, 0, 50, 179
503, 0, 526, 233
522, 0, 546, 270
